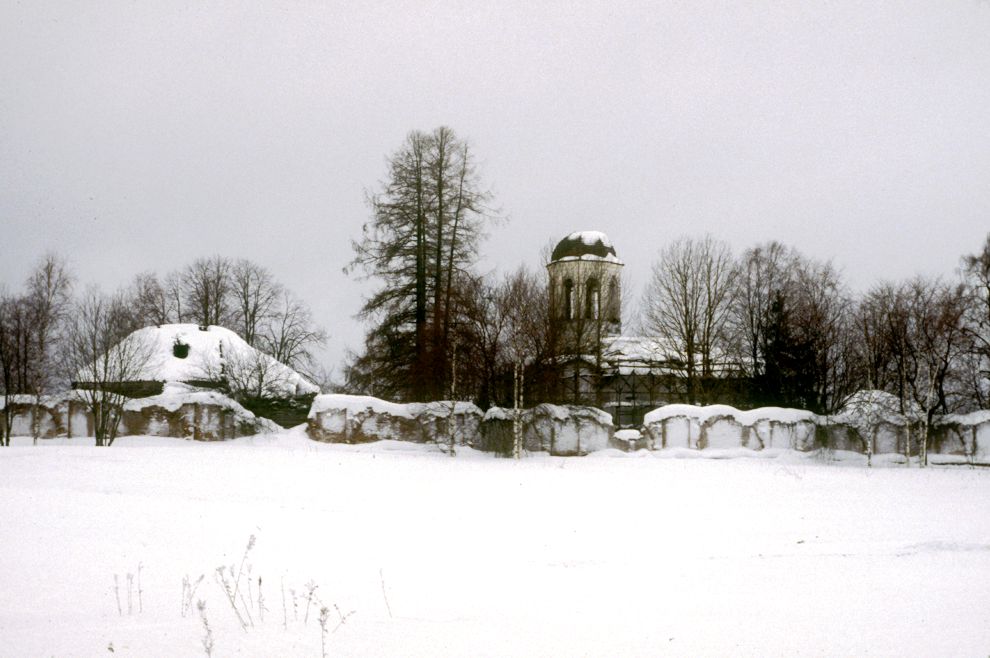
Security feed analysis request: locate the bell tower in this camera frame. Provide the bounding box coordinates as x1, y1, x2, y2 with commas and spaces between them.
547, 231, 623, 341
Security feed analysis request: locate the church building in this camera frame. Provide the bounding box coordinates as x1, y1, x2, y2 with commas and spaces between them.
546, 231, 742, 427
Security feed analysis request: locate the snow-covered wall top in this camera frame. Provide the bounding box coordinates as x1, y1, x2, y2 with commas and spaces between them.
643, 404, 817, 426
99, 324, 318, 397
308, 395, 483, 420
122, 383, 252, 414
308, 394, 416, 419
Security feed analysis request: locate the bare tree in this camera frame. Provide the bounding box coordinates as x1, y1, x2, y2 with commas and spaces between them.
164, 271, 186, 323
259, 290, 327, 377
853, 283, 899, 394
0, 292, 30, 446
22, 254, 74, 442
130, 272, 176, 326
183, 256, 233, 327
230, 259, 282, 347
961, 233, 990, 409
732, 241, 797, 383
198, 341, 293, 401
642, 235, 737, 404
789, 257, 857, 414
903, 277, 969, 464
67, 288, 155, 446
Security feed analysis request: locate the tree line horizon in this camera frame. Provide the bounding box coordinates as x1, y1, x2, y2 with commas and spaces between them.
3, 126, 989, 444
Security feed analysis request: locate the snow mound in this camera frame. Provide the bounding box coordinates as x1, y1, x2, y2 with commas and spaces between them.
110, 324, 318, 397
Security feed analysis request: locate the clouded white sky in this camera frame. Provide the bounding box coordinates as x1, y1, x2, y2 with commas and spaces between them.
3, 1, 989, 372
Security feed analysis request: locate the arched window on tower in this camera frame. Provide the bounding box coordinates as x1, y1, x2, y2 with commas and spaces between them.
563, 279, 574, 319
585, 277, 600, 319
608, 277, 620, 323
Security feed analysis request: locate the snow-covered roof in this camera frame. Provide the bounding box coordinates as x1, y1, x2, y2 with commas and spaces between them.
99, 324, 318, 397
550, 230, 623, 265
599, 335, 742, 376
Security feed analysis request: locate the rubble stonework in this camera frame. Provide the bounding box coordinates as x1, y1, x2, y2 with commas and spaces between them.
638, 400, 989, 463
306, 394, 483, 445
479, 404, 615, 456
1, 386, 274, 441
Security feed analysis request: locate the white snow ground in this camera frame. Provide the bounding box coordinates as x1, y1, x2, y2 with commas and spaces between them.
1, 430, 989, 657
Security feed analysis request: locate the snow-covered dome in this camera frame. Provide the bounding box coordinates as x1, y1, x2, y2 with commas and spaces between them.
550, 231, 619, 263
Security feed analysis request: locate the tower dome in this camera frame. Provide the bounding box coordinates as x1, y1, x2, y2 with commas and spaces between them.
547, 230, 624, 337
550, 231, 619, 263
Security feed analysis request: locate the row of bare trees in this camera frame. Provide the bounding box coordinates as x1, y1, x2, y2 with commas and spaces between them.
642, 234, 990, 417
1, 254, 328, 446
127, 256, 326, 376
0, 255, 74, 445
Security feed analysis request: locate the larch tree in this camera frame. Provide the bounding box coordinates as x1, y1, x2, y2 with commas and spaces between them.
347, 127, 494, 401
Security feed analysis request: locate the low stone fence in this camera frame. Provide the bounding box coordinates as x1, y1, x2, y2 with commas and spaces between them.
308, 396, 615, 456
1, 386, 274, 441
640, 403, 990, 463
643, 405, 818, 452
307, 395, 483, 445
481, 404, 615, 456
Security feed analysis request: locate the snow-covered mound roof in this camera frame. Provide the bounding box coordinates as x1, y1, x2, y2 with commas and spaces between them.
550, 230, 623, 264
109, 324, 318, 397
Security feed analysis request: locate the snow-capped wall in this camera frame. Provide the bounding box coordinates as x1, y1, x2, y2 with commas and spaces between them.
479, 404, 615, 456
638, 399, 990, 462
0, 386, 275, 441
307, 394, 483, 445
120, 384, 277, 440
642, 405, 817, 451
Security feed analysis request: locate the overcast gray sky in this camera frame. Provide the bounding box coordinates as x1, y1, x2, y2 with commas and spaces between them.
3, 1, 989, 372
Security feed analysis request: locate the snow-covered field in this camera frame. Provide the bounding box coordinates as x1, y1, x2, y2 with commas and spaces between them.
1, 430, 989, 657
